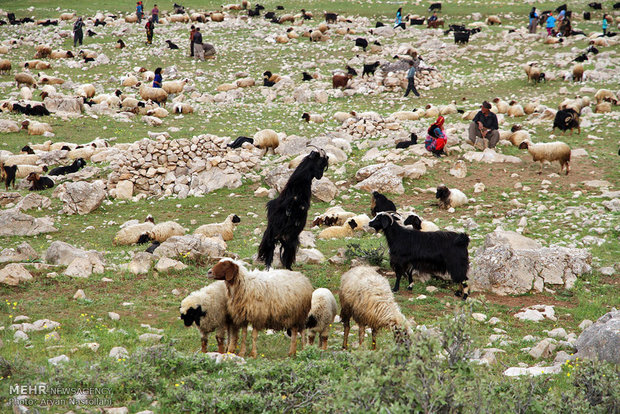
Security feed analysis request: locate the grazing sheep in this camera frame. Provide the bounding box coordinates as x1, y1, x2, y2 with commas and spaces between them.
395, 133, 418, 149
114, 221, 155, 246
403, 214, 440, 231
309, 29, 327, 42
312, 206, 356, 227
21, 120, 52, 135
0, 59, 11, 74
180, 281, 231, 353
48, 158, 86, 176
139, 84, 168, 106
369, 212, 470, 297
370, 191, 397, 216
194, 214, 241, 241
573, 64, 584, 82
435, 185, 468, 210
147, 221, 186, 242
26, 172, 54, 191
340, 266, 410, 350
318, 218, 358, 239
553, 108, 580, 135
301, 112, 324, 123
486, 15, 501, 25
518, 140, 571, 175
594, 89, 618, 104
208, 258, 313, 357
258, 150, 329, 269
15, 72, 37, 88
332, 73, 352, 89
595, 102, 612, 113
162, 79, 188, 94
305, 288, 337, 349
49, 50, 74, 59
77, 84, 96, 98
253, 129, 279, 151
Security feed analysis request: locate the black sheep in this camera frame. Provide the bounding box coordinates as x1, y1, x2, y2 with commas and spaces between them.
227, 136, 254, 149
21, 145, 35, 154
369, 212, 470, 297
355, 38, 368, 51
583, 11, 591, 20
26, 104, 50, 116
375, 21, 385, 27
27, 172, 54, 191
117, 39, 126, 49
276, 5, 284, 10
1, 165, 17, 190
11, 103, 27, 114
94, 19, 106, 26
370, 191, 397, 216
573, 53, 588, 63
454, 31, 470, 44
302, 71, 313, 81
258, 150, 329, 269
409, 18, 425, 25
588, 2, 602, 9
429, 2, 442, 11
586, 45, 599, 55
362, 61, 380, 77
264, 11, 276, 19
87, 29, 97, 37
84, 57, 95, 63
395, 133, 418, 149
324, 12, 337, 23
553, 108, 580, 135
166, 40, 179, 49
48, 158, 87, 176
346, 65, 358, 76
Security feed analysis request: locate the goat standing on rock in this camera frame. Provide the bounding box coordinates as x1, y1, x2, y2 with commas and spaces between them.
258, 150, 329, 269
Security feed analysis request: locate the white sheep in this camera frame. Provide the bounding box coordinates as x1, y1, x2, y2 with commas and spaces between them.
340, 266, 411, 350
22, 120, 52, 135
595, 102, 611, 113
77, 84, 96, 99
121, 75, 139, 87
194, 214, 241, 241
334, 111, 355, 123
208, 258, 313, 357
139, 84, 168, 106
312, 206, 356, 226
113, 222, 155, 245
253, 129, 279, 151
162, 79, 188, 95
15, 72, 37, 88
49, 50, 74, 59
435, 185, 468, 210
518, 139, 571, 175
508, 125, 530, 147
14, 164, 47, 179
147, 221, 186, 242
318, 218, 358, 239
180, 281, 231, 353
147, 107, 169, 118
0, 59, 11, 74
301, 112, 324, 123
403, 214, 440, 231
594, 89, 618, 104
306, 288, 338, 350
507, 101, 525, 117
172, 102, 194, 114
391, 111, 420, 121
3, 154, 40, 166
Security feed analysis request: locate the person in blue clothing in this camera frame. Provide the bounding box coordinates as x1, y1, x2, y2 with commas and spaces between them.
546, 12, 556, 36
153, 67, 162, 88
394, 8, 402, 28
403, 60, 420, 97
528, 7, 538, 33
602, 14, 608, 35
136, 1, 143, 23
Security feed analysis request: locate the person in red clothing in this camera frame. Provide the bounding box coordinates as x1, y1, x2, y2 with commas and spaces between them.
189, 25, 196, 57
145, 17, 154, 44
425, 116, 447, 157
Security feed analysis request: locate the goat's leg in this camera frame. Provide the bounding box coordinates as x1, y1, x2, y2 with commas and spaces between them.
406, 267, 414, 290
392, 265, 403, 292
280, 237, 300, 270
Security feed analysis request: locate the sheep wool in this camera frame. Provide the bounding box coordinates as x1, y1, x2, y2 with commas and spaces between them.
306, 288, 338, 349
0, 59, 11, 74
594, 89, 618, 104
572, 64, 584, 82
313, 206, 356, 227
340, 266, 410, 350
139, 84, 168, 105
518, 140, 571, 175
436, 185, 468, 210
147, 221, 186, 242
162, 79, 188, 95
15, 73, 37, 88
507, 101, 525, 117
318, 218, 357, 239
113, 222, 155, 245
194, 214, 240, 241
180, 281, 230, 353
22, 120, 52, 136
334, 111, 355, 123
253, 129, 279, 150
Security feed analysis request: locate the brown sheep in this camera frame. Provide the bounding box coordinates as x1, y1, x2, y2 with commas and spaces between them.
332, 73, 352, 89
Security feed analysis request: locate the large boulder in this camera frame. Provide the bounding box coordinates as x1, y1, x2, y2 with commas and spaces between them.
311, 177, 338, 202
61, 181, 106, 215
0, 242, 38, 264
463, 148, 522, 164
0, 209, 57, 236
275, 135, 309, 156
0, 192, 22, 207
354, 163, 405, 194
153, 235, 225, 260
189, 168, 242, 195
15, 193, 51, 212
45, 241, 105, 272
0, 263, 34, 286
575, 310, 620, 364
470, 231, 591, 295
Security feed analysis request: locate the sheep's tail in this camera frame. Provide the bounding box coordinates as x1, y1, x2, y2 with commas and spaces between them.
455, 233, 470, 247
306, 314, 318, 329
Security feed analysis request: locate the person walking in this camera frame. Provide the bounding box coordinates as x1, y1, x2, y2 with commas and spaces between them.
136, 1, 144, 23
528, 7, 538, 34
151, 4, 159, 23
190, 25, 196, 57
394, 7, 402, 28
425, 116, 447, 157
145, 17, 154, 44
403, 60, 420, 97
153, 67, 162, 88
602, 14, 608, 35
545, 12, 556, 36
73, 16, 84, 47
193, 27, 204, 60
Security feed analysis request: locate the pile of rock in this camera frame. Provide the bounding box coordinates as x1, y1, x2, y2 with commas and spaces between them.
338, 111, 401, 139
107, 134, 262, 198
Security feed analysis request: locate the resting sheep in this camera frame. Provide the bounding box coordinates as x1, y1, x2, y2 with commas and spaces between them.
113, 221, 155, 245
21, 120, 52, 135
305, 288, 338, 350
507, 125, 530, 147
403, 214, 440, 231
318, 218, 357, 239
180, 281, 231, 353
507, 101, 525, 117
146, 221, 186, 242
435, 185, 468, 210
139, 84, 168, 106
340, 266, 411, 350
209, 258, 313, 357
253, 129, 279, 152
194, 214, 241, 241
162, 79, 188, 95
312, 206, 356, 227
301, 112, 324, 123
518, 140, 571, 175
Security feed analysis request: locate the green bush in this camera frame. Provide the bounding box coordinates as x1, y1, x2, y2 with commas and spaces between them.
345, 242, 387, 267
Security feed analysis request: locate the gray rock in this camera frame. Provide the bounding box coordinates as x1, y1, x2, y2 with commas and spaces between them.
0, 242, 38, 264
274, 135, 308, 156
190, 168, 242, 194
578, 319, 593, 331
553, 350, 574, 365
0, 263, 34, 286
547, 328, 568, 340
108, 312, 120, 321
45, 241, 105, 272
155, 257, 188, 272
575, 310, 620, 363
484, 230, 542, 250
529, 339, 556, 359
15, 193, 51, 212
14, 330, 29, 342
297, 248, 326, 264
104, 407, 129, 414
61, 181, 106, 215
0, 209, 57, 236
0, 192, 22, 207
128, 252, 155, 275
354, 165, 404, 194
109, 346, 129, 358
48, 354, 70, 366
503, 365, 561, 377
64, 257, 96, 278
139, 333, 163, 342
43, 97, 83, 114
311, 177, 338, 202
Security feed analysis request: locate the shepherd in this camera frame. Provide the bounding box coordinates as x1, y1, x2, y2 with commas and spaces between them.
145, 17, 154, 44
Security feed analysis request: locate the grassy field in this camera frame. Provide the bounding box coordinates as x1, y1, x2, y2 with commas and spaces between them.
1, 0, 619, 412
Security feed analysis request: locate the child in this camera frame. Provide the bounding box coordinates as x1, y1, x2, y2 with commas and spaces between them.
425, 116, 447, 157
602, 14, 608, 36
145, 17, 154, 44
546, 12, 556, 36
394, 8, 402, 28
153, 67, 162, 88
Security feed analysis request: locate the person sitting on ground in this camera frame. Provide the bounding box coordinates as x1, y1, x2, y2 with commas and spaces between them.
153, 67, 162, 88
428, 11, 440, 28
425, 116, 447, 157
193, 27, 204, 60
468, 101, 499, 150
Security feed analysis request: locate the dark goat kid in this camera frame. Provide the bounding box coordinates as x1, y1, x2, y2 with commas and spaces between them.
362, 61, 380, 77
258, 150, 329, 269
355, 38, 368, 50
369, 212, 470, 297
227, 136, 254, 149
48, 158, 86, 176
1, 164, 17, 190
396, 132, 418, 149
166, 40, 179, 49
302, 71, 313, 81
27, 172, 54, 191
370, 191, 397, 216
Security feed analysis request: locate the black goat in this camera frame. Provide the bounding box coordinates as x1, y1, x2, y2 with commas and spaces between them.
573, 53, 588, 62
38, 19, 58, 26
264, 11, 276, 19
362, 61, 380, 77
173, 3, 185, 14
302, 71, 313, 81
258, 150, 329, 269
27, 104, 50, 116
395, 22, 406, 29
94, 18, 106, 26
84, 57, 95, 63
227, 136, 254, 149
21, 145, 35, 154
346, 65, 358, 76
48, 158, 87, 176
263, 71, 276, 87
375, 21, 385, 27
87, 29, 97, 37
588, 2, 602, 9
370, 191, 397, 216
586, 45, 599, 55
429, 2, 442, 11
166, 40, 179, 49
555, 4, 567, 12
454, 31, 470, 44
1, 164, 17, 190
324, 12, 337, 23
355, 37, 368, 51
553, 108, 580, 135
583, 11, 591, 20
145, 241, 161, 253
27, 172, 54, 191
276, 5, 284, 10
395, 133, 418, 149
369, 212, 470, 297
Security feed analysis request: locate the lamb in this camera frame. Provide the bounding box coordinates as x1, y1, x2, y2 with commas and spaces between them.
486, 15, 501, 25
572, 64, 584, 82
552, 108, 580, 135
227, 136, 253, 149
139, 84, 168, 106
48, 158, 86, 176
180, 281, 231, 353
262, 71, 281, 86
162, 79, 188, 94
370, 191, 397, 216
21, 120, 52, 135
15, 72, 37, 88
253, 129, 279, 151
318, 219, 358, 239
435, 185, 468, 210
518, 140, 571, 175
340, 265, 411, 350
26, 172, 54, 191
194, 214, 241, 241
165, 40, 179, 49
0, 59, 11, 74
369, 212, 470, 297
208, 258, 313, 357
305, 288, 338, 350
312, 206, 356, 227
403, 214, 440, 231
332, 73, 352, 89
301, 112, 324, 123
395, 133, 418, 149
146, 221, 186, 242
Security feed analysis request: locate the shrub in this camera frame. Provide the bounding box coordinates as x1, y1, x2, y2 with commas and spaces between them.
345, 242, 386, 267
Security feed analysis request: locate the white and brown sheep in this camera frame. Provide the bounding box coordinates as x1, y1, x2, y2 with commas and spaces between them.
162, 79, 188, 95
312, 206, 356, 227
518, 139, 571, 175
113, 221, 155, 245
301, 112, 324, 123
15, 72, 37, 88
435, 185, 468, 210
0, 59, 11, 74
507, 101, 525, 117
318, 218, 358, 239
21, 120, 52, 135
573, 64, 584, 82
305, 288, 338, 350
209, 258, 313, 357
139, 84, 168, 106
194, 214, 241, 241
340, 266, 411, 350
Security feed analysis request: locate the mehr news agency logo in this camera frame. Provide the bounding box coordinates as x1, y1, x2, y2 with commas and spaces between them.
8, 384, 113, 407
